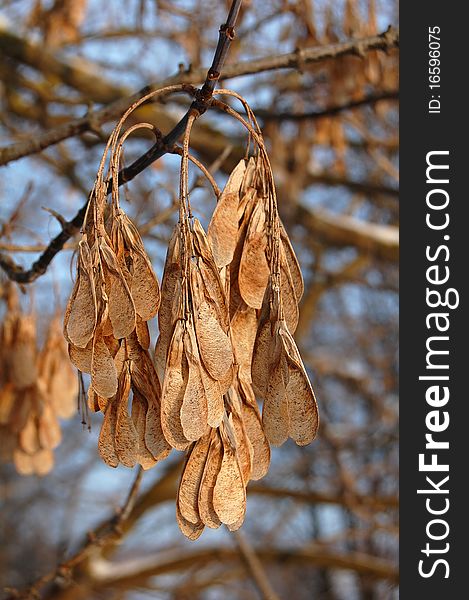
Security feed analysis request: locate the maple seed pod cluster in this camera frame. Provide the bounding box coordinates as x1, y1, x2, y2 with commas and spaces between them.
63, 110, 170, 471
62, 87, 319, 538
0, 284, 77, 476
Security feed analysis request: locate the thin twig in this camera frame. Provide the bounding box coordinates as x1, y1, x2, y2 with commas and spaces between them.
0, 28, 399, 167
0, 25, 399, 284
170, 146, 221, 197
0, 242, 75, 252
5, 467, 143, 600
231, 530, 282, 600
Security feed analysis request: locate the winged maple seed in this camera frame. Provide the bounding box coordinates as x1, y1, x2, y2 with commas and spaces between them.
0, 285, 77, 476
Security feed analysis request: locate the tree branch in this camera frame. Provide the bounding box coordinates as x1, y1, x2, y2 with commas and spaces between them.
0, 27, 399, 167
231, 530, 281, 600
0, 0, 244, 283
8, 460, 397, 600
4, 467, 144, 600
249, 484, 398, 510
296, 204, 399, 261
0, 26, 399, 283
255, 90, 398, 121
85, 546, 398, 587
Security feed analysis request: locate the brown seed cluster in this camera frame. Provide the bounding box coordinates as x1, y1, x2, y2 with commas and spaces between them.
62, 89, 319, 538
64, 121, 169, 470
170, 144, 318, 537
0, 285, 77, 475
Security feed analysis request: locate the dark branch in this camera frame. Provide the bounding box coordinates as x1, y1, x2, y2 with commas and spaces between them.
255, 90, 399, 121
0, 27, 399, 168
0, 0, 243, 284
0, 25, 399, 284
197, 0, 243, 103
4, 467, 143, 600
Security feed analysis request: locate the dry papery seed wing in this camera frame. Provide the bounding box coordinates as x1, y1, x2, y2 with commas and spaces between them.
131, 391, 156, 470
212, 417, 247, 529
279, 221, 304, 301
207, 159, 246, 269
98, 394, 119, 468
0, 288, 78, 477
224, 153, 303, 329
189, 260, 233, 383
176, 415, 249, 538
192, 219, 230, 334
160, 312, 224, 450
114, 363, 138, 468
9, 313, 38, 390
279, 324, 319, 446
237, 376, 271, 481
98, 361, 137, 468
230, 304, 258, 383
64, 238, 97, 349
238, 198, 270, 310
228, 156, 281, 318
14, 448, 54, 477
176, 503, 204, 541
0, 426, 16, 464
96, 332, 171, 469
262, 342, 290, 447
225, 158, 258, 317
158, 219, 232, 451
91, 321, 119, 399
180, 316, 209, 441
174, 374, 265, 540
279, 241, 300, 333
250, 296, 273, 400
154, 224, 182, 381
99, 239, 136, 340
0, 387, 16, 428
187, 223, 233, 407
127, 333, 171, 463
198, 429, 223, 528
252, 293, 319, 447
109, 210, 161, 322
184, 294, 225, 430
8, 390, 34, 436
177, 432, 211, 525
64, 144, 159, 394
225, 389, 254, 484
37, 395, 63, 451
39, 316, 78, 419
160, 319, 191, 451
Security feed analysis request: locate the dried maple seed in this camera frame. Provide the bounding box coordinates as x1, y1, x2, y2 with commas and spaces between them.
0, 285, 77, 476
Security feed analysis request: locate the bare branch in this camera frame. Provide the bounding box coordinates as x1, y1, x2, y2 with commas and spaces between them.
231, 530, 282, 600
255, 90, 398, 121
249, 484, 398, 510
0, 26, 398, 282
0, 27, 399, 167
0, 0, 245, 283
4, 467, 144, 600
296, 204, 399, 261
84, 546, 398, 586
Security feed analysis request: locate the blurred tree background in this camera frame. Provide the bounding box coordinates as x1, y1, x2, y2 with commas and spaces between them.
0, 1, 398, 599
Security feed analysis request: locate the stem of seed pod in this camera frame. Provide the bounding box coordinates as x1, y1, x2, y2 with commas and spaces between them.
179, 113, 196, 320
0, 3, 245, 283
